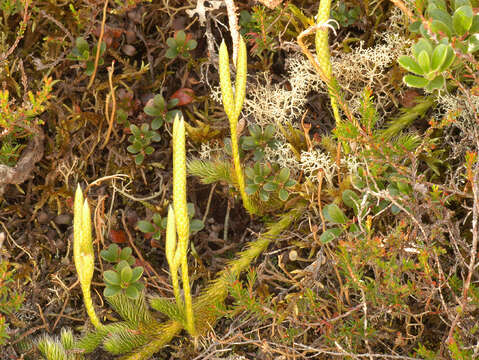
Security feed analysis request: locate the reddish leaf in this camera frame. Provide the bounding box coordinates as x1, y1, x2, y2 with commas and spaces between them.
170, 88, 194, 106
110, 229, 128, 244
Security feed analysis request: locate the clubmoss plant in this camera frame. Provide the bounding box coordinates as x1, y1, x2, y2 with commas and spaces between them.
219, 36, 257, 215
315, 0, 341, 125
171, 115, 195, 336
73, 185, 102, 330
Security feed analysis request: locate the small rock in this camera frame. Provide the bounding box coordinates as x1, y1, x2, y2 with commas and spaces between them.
127, 10, 141, 23
37, 211, 50, 224
126, 28, 136, 44
55, 239, 66, 251
122, 44, 136, 57
54, 214, 72, 225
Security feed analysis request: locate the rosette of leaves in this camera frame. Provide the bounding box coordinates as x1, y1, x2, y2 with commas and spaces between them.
245, 163, 296, 202
398, 38, 455, 90
126, 123, 161, 165
410, 0, 479, 48
100, 244, 135, 265
165, 30, 197, 59
241, 124, 278, 161
399, 0, 479, 90
144, 94, 181, 130
137, 203, 204, 240
68, 37, 106, 75
103, 260, 144, 299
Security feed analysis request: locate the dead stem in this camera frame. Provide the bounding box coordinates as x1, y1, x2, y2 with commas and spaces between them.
87, 0, 109, 89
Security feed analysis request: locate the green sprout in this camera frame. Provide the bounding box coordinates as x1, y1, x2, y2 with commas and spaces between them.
245, 163, 296, 202
126, 123, 161, 165
165, 30, 197, 59
100, 244, 135, 265
103, 260, 144, 299
68, 37, 106, 76
144, 94, 181, 130
241, 124, 278, 161
137, 202, 204, 241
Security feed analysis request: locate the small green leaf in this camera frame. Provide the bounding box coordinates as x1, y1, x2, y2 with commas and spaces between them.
125, 284, 139, 299
165, 47, 178, 59
453, 5, 473, 36
417, 50, 431, 73
403, 74, 429, 88
186, 39, 197, 50
86, 61, 95, 75
349, 223, 361, 233
263, 182, 277, 192
398, 56, 424, 75
245, 184, 259, 194
469, 15, 479, 32
104, 270, 121, 285
130, 124, 140, 136
413, 38, 434, 58
284, 179, 296, 187
429, 7, 453, 28
104, 285, 121, 297
468, 34, 479, 53
175, 31, 186, 44
430, 20, 453, 38
137, 220, 155, 233
342, 190, 360, 212
259, 189, 270, 202
278, 188, 289, 201
135, 154, 145, 165
166, 37, 176, 48
120, 246, 132, 259
130, 267, 144, 283
323, 204, 348, 224
440, 46, 455, 71
425, 75, 445, 90
409, 20, 422, 32
430, 44, 448, 71
277, 168, 290, 183
120, 265, 132, 283
320, 228, 342, 243
455, 0, 471, 10
264, 124, 275, 138
190, 219, 204, 233
76, 37, 90, 54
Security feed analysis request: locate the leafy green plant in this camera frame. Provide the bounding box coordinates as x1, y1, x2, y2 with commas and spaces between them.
398, 38, 455, 90
137, 202, 204, 240
100, 244, 135, 266
241, 124, 277, 161
68, 37, 106, 76
126, 123, 161, 165
399, 0, 479, 90
103, 260, 144, 299
245, 163, 295, 202
165, 30, 197, 59
143, 94, 181, 130
331, 2, 360, 29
